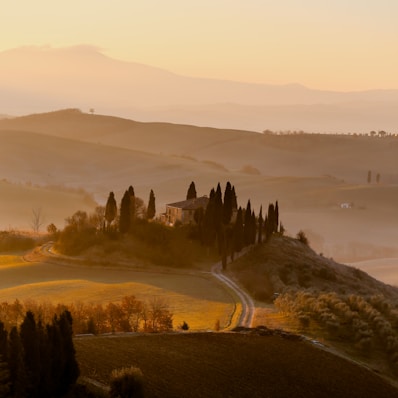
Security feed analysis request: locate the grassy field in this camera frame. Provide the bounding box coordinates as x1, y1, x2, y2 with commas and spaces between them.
0, 254, 236, 331
75, 332, 398, 398
0, 255, 25, 266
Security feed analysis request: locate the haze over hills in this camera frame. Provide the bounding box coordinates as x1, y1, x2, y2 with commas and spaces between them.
1, 46, 398, 132
1, 110, 397, 279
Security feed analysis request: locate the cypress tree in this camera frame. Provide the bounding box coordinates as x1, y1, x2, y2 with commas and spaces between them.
225, 225, 234, 262
128, 185, 136, 225
37, 319, 51, 397
258, 206, 263, 244
203, 189, 217, 248
218, 224, 227, 269
243, 200, 252, 246
119, 190, 131, 233
47, 318, 63, 396
57, 311, 80, 396
0, 322, 8, 363
275, 201, 279, 233
8, 327, 25, 398
105, 192, 117, 231
223, 181, 233, 225
264, 215, 269, 240
231, 186, 238, 211
147, 189, 156, 220
20, 311, 40, 397
266, 203, 276, 240
214, 183, 223, 227
233, 207, 244, 254
186, 181, 197, 200
193, 207, 205, 244
0, 356, 11, 398
250, 210, 257, 245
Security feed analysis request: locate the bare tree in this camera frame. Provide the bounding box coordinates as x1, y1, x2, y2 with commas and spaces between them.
89, 206, 106, 231
147, 297, 173, 332
31, 207, 45, 233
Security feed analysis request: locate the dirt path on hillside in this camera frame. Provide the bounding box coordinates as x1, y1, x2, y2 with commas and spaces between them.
211, 260, 255, 328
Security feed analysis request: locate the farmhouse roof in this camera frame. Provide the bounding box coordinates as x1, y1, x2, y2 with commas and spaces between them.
167, 196, 209, 210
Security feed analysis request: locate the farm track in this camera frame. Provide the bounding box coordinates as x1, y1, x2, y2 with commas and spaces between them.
211, 261, 254, 328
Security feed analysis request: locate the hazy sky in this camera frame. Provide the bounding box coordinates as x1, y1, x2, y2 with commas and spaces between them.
1, 1, 398, 90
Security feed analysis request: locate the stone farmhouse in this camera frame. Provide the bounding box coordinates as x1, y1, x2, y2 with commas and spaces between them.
163, 196, 209, 226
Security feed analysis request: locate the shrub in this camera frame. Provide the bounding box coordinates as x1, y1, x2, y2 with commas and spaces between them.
0, 231, 36, 252
296, 230, 309, 246
179, 321, 189, 331
317, 267, 337, 282
109, 366, 144, 398
298, 313, 310, 327
214, 319, 221, 331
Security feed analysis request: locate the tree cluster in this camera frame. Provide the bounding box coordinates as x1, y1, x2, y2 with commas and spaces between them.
106, 186, 156, 234
367, 170, 381, 184
56, 181, 282, 267
56, 186, 156, 255
0, 296, 173, 336
0, 310, 79, 397
0, 231, 36, 253
191, 181, 282, 268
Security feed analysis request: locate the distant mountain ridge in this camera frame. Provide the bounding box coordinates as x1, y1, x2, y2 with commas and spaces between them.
1, 46, 398, 132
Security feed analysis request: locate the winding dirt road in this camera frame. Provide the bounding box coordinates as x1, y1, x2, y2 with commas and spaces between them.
211, 261, 255, 328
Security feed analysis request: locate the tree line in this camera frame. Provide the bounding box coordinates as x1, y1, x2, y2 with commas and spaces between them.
105, 185, 156, 234
0, 310, 79, 397
0, 296, 173, 336
187, 181, 282, 268
54, 181, 283, 267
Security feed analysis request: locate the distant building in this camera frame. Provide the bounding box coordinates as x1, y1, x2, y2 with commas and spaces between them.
340, 202, 353, 209
163, 196, 209, 226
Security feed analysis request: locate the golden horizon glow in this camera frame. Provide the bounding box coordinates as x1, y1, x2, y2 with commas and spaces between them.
1, 1, 398, 91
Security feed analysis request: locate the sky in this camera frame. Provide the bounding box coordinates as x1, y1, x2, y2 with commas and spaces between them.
1, 0, 398, 91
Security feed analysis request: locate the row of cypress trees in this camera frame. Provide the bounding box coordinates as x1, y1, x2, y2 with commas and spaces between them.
105, 186, 156, 234
189, 181, 281, 268
0, 310, 79, 397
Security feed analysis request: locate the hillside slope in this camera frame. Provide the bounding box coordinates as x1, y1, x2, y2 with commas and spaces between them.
1, 109, 397, 184
228, 236, 398, 378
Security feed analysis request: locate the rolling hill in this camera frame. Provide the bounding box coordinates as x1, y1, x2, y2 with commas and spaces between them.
1, 109, 397, 269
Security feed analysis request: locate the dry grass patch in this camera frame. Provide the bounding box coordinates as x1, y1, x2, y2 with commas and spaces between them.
0, 255, 25, 267
0, 256, 235, 331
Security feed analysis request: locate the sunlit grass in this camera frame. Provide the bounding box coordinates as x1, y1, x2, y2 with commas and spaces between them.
0, 254, 26, 267
0, 271, 235, 331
